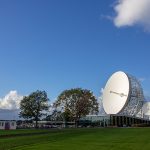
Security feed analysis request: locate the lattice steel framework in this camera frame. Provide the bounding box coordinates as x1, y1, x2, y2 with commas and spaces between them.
119, 74, 144, 116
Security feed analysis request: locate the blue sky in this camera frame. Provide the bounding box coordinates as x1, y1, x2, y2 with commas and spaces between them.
0, 0, 150, 102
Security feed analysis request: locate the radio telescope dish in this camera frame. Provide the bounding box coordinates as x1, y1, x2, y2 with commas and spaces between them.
103, 71, 144, 116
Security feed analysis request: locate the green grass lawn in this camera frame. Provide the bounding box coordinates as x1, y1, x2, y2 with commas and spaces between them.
0, 129, 51, 136
0, 128, 150, 150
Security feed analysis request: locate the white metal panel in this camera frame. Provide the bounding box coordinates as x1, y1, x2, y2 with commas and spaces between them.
103, 71, 130, 114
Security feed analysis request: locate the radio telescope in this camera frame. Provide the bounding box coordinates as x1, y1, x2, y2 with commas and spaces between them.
102, 71, 144, 116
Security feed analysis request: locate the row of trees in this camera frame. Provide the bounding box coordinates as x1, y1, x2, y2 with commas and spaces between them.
19, 88, 99, 128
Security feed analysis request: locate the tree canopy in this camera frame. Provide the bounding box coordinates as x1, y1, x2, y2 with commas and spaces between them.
19, 90, 49, 128
54, 88, 98, 127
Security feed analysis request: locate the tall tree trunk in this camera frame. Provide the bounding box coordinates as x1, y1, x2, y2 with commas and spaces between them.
35, 120, 38, 128
75, 120, 77, 128
35, 116, 38, 128
75, 118, 79, 128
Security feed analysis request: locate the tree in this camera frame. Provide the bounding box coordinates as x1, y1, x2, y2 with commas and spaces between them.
19, 90, 49, 128
54, 88, 98, 127
45, 110, 63, 121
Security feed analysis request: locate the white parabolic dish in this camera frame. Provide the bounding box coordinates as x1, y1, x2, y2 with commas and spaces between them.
103, 71, 130, 114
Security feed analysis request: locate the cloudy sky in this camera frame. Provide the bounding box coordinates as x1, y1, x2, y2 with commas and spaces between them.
0, 0, 150, 114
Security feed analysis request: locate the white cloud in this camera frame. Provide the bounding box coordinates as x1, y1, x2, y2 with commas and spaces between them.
0, 91, 23, 110
113, 0, 150, 30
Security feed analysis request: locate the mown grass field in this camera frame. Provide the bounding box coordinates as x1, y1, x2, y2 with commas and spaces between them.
0, 128, 150, 150
0, 129, 50, 136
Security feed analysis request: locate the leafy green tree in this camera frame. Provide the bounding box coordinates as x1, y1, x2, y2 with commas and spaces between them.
46, 110, 63, 121
54, 88, 98, 127
19, 90, 49, 128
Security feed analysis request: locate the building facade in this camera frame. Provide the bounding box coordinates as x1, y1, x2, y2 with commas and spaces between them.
0, 120, 16, 130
